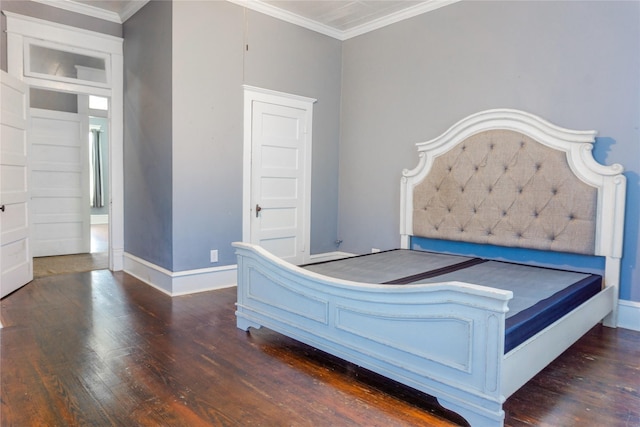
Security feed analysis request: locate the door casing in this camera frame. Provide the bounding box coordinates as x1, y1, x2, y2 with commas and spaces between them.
5, 12, 124, 271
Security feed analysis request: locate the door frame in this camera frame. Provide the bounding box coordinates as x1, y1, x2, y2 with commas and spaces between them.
242, 85, 316, 262
4, 12, 124, 271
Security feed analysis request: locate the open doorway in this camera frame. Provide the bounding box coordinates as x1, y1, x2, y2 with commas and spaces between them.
30, 89, 110, 278
89, 95, 110, 257
3, 12, 124, 290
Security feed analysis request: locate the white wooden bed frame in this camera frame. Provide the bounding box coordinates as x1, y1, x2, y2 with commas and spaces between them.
234, 109, 626, 426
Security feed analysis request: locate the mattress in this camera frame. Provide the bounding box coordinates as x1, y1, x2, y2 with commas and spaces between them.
303, 250, 602, 353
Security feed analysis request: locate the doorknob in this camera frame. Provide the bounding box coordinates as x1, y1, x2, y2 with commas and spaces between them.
0, 205, 4, 212
255, 204, 262, 218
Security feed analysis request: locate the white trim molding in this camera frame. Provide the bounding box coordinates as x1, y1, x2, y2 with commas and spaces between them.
309, 251, 356, 263
340, 0, 460, 40
5, 12, 125, 273
91, 214, 109, 225
228, 0, 459, 41
124, 250, 356, 296
119, 0, 150, 22
124, 253, 237, 296
617, 300, 640, 331
31, 0, 121, 23
31, 0, 149, 23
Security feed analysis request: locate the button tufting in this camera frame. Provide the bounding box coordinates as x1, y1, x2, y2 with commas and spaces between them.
412, 129, 597, 255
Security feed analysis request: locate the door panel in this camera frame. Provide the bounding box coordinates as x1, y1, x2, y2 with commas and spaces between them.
30, 108, 90, 257
1, 70, 32, 297
250, 101, 309, 265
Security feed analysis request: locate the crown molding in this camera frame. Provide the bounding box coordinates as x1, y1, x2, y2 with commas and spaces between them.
120, 0, 150, 22
341, 0, 460, 40
30, 0, 149, 24
228, 0, 459, 41
227, 0, 343, 40
4, 10, 123, 46
31, 0, 456, 37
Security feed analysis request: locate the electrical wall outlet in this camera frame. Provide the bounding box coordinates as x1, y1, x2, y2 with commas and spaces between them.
210, 250, 218, 263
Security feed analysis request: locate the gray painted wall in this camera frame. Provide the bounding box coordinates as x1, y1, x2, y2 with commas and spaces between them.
123, 0, 173, 270
171, 0, 244, 270
339, 1, 640, 300
170, 1, 342, 270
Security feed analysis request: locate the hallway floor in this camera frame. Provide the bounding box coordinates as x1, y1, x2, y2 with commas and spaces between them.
32, 224, 109, 278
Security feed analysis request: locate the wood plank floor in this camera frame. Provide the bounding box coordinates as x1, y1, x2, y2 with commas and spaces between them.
1, 270, 638, 426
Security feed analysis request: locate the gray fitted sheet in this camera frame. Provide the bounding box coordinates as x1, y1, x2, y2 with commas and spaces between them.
303, 250, 473, 283
412, 261, 592, 317
303, 250, 594, 318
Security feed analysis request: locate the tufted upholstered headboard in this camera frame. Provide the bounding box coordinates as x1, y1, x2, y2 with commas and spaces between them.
412, 129, 597, 254
400, 109, 626, 261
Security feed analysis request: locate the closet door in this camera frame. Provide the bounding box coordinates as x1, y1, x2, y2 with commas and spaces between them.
244, 87, 315, 266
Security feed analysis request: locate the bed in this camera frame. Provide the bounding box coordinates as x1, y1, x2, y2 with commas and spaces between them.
233, 109, 626, 426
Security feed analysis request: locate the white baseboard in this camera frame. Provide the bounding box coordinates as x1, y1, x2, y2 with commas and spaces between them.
309, 251, 355, 263
123, 250, 354, 297
91, 214, 109, 225
122, 250, 355, 296
617, 300, 640, 331
111, 247, 124, 271
123, 253, 237, 296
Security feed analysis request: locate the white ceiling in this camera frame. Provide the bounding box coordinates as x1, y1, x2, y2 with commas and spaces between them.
45, 0, 457, 40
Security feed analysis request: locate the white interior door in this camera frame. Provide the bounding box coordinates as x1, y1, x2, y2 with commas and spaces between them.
246, 89, 314, 265
30, 108, 90, 257
0, 70, 32, 297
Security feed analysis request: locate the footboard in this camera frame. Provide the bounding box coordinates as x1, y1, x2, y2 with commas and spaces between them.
234, 242, 513, 426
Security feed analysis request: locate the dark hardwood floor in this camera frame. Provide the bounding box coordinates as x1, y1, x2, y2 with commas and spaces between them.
1, 271, 638, 426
